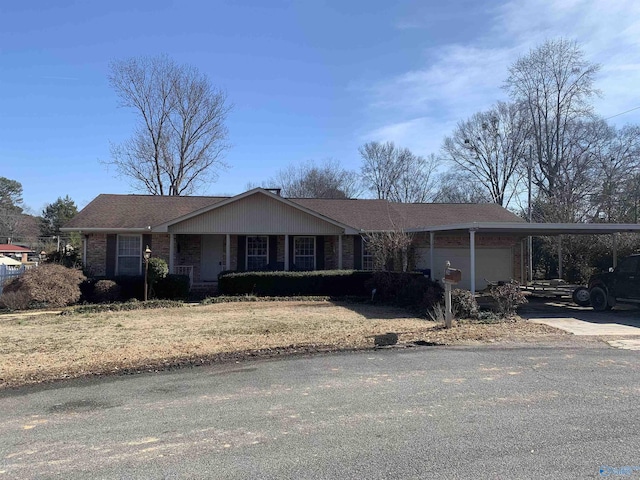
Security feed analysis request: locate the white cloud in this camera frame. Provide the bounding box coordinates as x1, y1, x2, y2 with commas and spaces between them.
363, 0, 640, 156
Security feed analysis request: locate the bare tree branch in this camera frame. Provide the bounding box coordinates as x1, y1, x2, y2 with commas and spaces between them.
105, 55, 231, 196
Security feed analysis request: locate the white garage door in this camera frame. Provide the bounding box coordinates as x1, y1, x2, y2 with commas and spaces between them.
415, 247, 513, 290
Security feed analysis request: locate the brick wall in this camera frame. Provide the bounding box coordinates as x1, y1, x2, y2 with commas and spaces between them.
175, 234, 202, 282
85, 233, 107, 276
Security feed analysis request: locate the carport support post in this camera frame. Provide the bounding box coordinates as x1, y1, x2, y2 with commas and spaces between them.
225, 234, 231, 271
613, 233, 618, 268
558, 235, 563, 279
469, 229, 476, 294
338, 234, 343, 270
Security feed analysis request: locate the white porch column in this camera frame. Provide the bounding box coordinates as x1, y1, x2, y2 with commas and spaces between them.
557, 235, 563, 279
429, 232, 435, 278
226, 234, 231, 271
613, 232, 618, 268
470, 229, 476, 294
284, 234, 290, 271
338, 234, 343, 270
169, 234, 175, 274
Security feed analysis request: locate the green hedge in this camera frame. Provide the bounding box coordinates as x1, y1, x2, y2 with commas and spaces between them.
61, 299, 184, 315
218, 270, 374, 296
154, 274, 191, 300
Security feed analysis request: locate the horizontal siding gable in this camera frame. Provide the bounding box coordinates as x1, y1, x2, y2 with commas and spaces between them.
169, 192, 344, 234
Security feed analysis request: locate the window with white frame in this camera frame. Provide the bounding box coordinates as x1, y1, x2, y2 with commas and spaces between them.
362, 238, 374, 270
117, 235, 141, 275
247, 236, 268, 271
294, 236, 315, 270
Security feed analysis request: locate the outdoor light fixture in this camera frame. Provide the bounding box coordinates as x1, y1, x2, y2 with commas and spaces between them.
143, 245, 152, 301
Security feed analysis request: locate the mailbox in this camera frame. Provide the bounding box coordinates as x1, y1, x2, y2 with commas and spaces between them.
444, 268, 462, 284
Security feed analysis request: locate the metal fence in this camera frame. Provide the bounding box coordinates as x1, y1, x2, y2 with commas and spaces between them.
0, 264, 28, 295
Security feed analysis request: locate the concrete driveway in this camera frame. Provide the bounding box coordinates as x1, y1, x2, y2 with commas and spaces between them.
520, 298, 640, 350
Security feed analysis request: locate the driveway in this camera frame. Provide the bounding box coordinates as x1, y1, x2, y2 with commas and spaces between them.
520, 298, 640, 350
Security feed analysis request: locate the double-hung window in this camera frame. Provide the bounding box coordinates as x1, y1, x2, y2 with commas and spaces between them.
362, 239, 374, 271
294, 236, 315, 270
247, 236, 268, 271
117, 235, 141, 275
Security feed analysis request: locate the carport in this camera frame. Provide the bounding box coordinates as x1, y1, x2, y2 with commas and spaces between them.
411, 222, 640, 293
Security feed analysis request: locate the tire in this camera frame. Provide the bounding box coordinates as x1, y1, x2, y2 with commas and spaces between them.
572, 287, 591, 307
589, 286, 612, 311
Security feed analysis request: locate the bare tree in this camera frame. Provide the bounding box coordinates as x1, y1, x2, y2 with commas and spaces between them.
363, 231, 414, 272
441, 101, 530, 207
431, 171, 491, 204
269, 159, 360, 198
0, 177, 24, 243
107, 55, 231, 195
588, 124, 640, 222
359, 141, 437, 202
505, 39, 601, 220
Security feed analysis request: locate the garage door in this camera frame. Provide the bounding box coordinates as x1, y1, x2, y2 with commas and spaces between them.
415, 247, 513, 290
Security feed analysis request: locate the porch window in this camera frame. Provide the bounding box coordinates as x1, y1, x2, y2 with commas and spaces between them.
294, 236, 315, 270
247, 236, 268, 270
362, 239, 374, 271
117, 235, 141, 275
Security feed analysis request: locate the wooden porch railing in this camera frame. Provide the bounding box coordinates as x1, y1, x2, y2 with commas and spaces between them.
174, 265, 194, 287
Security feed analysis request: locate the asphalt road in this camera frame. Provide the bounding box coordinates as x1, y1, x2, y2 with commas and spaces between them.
1, 343, 639, 479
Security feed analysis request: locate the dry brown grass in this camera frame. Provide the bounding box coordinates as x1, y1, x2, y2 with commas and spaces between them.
0, 300, 565, 389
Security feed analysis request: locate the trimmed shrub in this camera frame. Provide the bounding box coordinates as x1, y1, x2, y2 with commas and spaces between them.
61, 299, 184, 315
93, 280, 122, 303
452, 289, 479, 319
218, 270, 374, 297
113, 275, 144, 300
147, 258, 169, 287
155, 274, 191, 300
366, 271, 443, 310
3, 264, 86, 308
489, 282, 528, 316
201, 295, 331, 304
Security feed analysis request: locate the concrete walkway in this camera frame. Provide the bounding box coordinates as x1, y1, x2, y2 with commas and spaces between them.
520, 299, 640, 350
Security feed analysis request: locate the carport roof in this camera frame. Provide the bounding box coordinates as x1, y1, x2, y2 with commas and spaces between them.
408, 221, 640, 235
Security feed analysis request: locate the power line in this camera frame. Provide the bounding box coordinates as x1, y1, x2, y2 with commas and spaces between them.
604, 106, 640, 120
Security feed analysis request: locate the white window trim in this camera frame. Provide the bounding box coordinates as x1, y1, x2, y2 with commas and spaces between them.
116, 234, 142, 276
246, 235, 269, 271
294, 236, 316, 270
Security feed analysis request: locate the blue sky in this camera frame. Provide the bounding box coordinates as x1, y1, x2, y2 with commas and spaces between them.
2, 0, 639, 213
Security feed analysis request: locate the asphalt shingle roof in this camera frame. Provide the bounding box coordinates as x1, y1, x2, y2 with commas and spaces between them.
64, 192, 523, 231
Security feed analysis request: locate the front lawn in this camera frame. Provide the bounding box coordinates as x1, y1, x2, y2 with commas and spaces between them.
0, 300, 565, 389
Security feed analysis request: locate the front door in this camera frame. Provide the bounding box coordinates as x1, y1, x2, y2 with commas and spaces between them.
201, 235, 224, 282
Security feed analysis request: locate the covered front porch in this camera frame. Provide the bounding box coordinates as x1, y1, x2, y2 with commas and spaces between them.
168, 233, 360, 287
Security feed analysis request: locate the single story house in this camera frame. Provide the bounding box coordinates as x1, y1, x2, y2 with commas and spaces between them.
0, 244, 34, 263
62, 188, 530, 291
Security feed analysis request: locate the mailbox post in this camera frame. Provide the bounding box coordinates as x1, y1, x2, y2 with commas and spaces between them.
443, 261, 462, 328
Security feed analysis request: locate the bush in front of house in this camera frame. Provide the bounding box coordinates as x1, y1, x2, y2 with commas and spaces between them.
218, 270, 374, 297
452, 288, 479, 319
2, 263, 86, 308
489, 281, 528, 316
0, 290, 32, 311
366, 271, 443, 310
61, 299, 184, 315
92, 279, 122, 303
154, 274, 191, 300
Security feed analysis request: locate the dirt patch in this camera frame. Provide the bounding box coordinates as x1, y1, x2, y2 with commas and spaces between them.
0, 300, 568, 389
